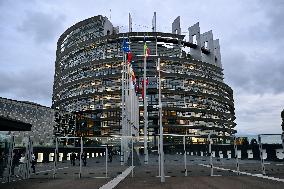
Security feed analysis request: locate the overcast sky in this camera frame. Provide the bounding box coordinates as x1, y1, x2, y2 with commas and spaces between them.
0, 0, 283, 135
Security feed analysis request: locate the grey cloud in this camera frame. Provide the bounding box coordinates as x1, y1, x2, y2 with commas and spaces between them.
224, 49, 284, 94
0, 69, 53, 105
261, 0, 284, 39
222, 0, 284, 94
17, 11, 66, 43
0, 0, 284, 134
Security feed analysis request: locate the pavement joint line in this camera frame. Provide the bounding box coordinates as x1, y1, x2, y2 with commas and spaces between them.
198, 164, 284, 183
93, 177, 110, 179
99, 166, 135, 189
1, 168, 63, 185
31, 166, 69, 174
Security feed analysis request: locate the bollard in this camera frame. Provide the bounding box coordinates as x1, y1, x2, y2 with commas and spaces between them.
79, 137, 83, 178
106, 147, 108, 178
7, 136, 15, 183
233, 136, 240, 175
183, 136, 187, 176
258, 135, 266, 175
208, 131, 213, 176
53, 137, 58, 179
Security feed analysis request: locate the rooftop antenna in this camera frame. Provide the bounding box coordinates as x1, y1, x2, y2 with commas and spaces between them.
129, 13, 132, 32
109, 9, 111, 21
152, 12, 156, 32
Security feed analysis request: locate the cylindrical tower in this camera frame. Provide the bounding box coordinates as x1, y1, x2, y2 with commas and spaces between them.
52, 15, 236, 140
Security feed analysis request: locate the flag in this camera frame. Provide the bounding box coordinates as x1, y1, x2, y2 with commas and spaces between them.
143, 42, 147, 54
143, 42, 147, 56
141, 78, 149, 99
143, 41, 150, 57
147, 48, 150, 56
122, 38, 130, 52
132, 70, 136, 82
127, 52, 132, 63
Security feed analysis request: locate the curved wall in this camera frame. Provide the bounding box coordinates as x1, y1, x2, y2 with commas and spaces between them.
52, 15, 236, 138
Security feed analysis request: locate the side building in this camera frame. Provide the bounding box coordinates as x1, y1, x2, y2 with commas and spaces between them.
0, 97, 75, 146
52, 15, 236, 143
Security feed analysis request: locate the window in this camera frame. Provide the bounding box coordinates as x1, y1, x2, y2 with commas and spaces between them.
192, 35, 197, 45
204, 41, 208, 49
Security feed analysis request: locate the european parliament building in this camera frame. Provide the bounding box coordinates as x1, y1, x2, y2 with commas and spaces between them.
52, 15, 236, 142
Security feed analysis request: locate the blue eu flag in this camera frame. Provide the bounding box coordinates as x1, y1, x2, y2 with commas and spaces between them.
122, 38, 130, 52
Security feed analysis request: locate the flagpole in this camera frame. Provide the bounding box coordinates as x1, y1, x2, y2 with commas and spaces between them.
126, 61, 130, 162
130, 71, 134, 176
144, 45, 148, 165
158, 58, 165, 182
121, 50, 125, 165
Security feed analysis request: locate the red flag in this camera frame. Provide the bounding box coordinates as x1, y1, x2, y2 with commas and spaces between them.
127, 52, 132, 64
141, 78, 149, 99
146, 48, 150, 57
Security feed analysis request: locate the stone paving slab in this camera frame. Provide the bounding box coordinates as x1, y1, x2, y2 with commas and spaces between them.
1, 178, 111, 189
1, 154, 284, 188
116, 176, 284, 189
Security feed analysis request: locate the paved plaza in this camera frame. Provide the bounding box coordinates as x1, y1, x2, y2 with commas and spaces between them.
1, 154, 284, 188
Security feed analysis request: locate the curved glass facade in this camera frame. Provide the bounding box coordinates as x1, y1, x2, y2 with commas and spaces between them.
52, 15, 236, 139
